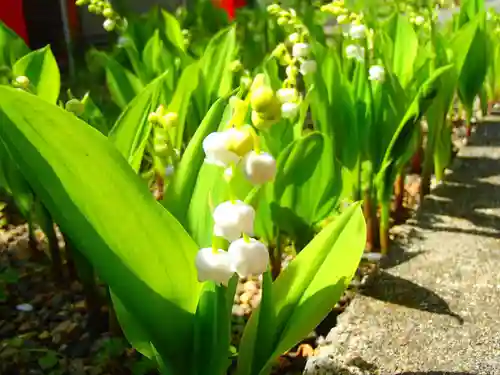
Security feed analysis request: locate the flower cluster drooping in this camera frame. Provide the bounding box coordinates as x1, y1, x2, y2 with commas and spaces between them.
75, 0, 126, 32
268, 4, 317, 79
148, 105, 179, 178
195, 86, 284, 285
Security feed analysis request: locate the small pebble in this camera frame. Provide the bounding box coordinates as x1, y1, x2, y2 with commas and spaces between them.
16, 303, 34, 312
361, 252, 383, 262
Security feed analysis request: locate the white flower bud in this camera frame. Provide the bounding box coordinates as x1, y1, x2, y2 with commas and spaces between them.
195, 248, 234, 286
228, 238, 269, 277
300, 60, 317, 76
414, 15, 425, 26
368, 65, 385, 82
202, 132, 240, 167
277, 88, 299, 103
281, 102, 300, 119
349, 24, 366, 39
345, 44, 365, 62
292, 43, 311, 58
213, 201, 255, 242
243, 151, 276, 185
165, 165, 174, 177
323, 25, 336, 36
337, 14, 348, 24
103, 19, 116, 31
288, 32, 300, 43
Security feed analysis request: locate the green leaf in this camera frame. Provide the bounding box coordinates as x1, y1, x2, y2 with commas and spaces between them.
0, 21, 29, 67
200, 26, 237, 105
142, 30, 175, 81
236, 272, 275, 375
160, 10, 186, 52
80, 93, 109, 135
193, 278, 237, 375
111, 292, 156, 360
109, 71, 172, 172
12, 46, 60, 103
273, 132, 342, 246
104, 56, 144, 109
38, 351, 59, 370
457, 14, 488, 116
237, 203, 366, 375
163, 96, 228, 225
166, 63, 201, 149
0, 86, 201, 374
387, 14, 418, 88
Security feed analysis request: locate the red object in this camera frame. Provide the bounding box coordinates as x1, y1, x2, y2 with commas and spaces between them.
0, 0, 29, 44
213, 0, 247, 20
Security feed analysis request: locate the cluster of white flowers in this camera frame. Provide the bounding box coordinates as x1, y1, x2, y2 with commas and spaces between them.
291, 42, 317, 76
202, 125, 277, 185
196, 108, 277, 284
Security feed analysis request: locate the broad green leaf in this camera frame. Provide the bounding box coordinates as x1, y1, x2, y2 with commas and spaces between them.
104, 56, 144, 109
0, 21, 29, 67
0, 140, 32, 218
0, 86, 201, 374
111, 291, 156, 359
237, 203, 366, 375
457, 14, 488, 116
109, 71, 172, 172
388, 14, 418, 88
237, 272, 275, 375
12, 46, 60, 103
193, 277, 237, 375
160, 10, 186, 52
273, 132, 342, 248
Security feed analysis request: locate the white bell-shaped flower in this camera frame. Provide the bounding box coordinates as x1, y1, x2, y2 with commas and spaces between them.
292, 42, 311, 58
243, 151, 277, 185
349, 24, 366, 39
228, 238, 269, 277
195, 248, 234, 286
203, 132, 240, 167
277, 88, 299, 104
368, 65, 385, 82
281, 102, 300, 119
345, 44, 365, 62
300, 60, 317, 76
213, 200, 255, 242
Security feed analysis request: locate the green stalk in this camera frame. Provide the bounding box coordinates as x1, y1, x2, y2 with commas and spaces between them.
379, 200, 390, 255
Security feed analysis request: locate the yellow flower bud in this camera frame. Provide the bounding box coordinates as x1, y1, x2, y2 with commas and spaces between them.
225, 125, 254, 157
163, 112, 178, 128
102, 7, 114, 18
14, 76, 30, 89
250, 86, 276, 113
65, 99, 85, 116
148, 112, 161, 124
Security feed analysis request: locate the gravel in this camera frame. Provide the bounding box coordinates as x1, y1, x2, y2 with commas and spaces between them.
305, 116, 500, 375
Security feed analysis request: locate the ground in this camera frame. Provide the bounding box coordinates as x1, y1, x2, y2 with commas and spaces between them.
305, 116, 500, 375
